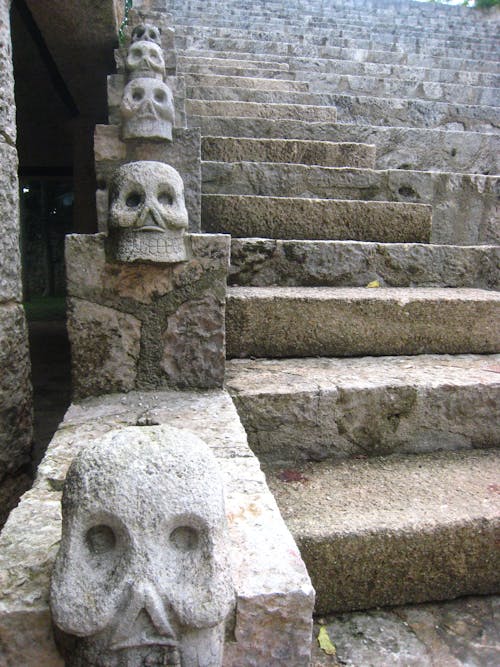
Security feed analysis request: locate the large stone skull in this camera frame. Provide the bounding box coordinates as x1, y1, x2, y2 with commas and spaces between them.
108, 161, 189, 263
121, 78, 175, 141
131, 23, 162, 45
51, 425, 234, 667
126, 40, 165, 80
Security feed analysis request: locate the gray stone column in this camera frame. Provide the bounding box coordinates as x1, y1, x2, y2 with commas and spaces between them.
0, 0, 33, 517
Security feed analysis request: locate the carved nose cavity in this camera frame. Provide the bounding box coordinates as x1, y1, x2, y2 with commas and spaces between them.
111, 581, 177, 650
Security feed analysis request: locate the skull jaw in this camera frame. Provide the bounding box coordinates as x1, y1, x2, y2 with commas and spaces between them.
107, 229, 188, 264
121, 118, 174, 142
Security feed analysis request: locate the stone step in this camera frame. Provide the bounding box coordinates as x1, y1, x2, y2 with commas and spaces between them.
225, 354, 500, 463
184, 73, 309, 92
202, 162, 499, 246
186, 99, 338, 122
178, 55, 291, 71
180, 64, 295, 80
301, 72, 499, 107
264, 449, 500, 613
186, 85, 332, 106
186, 83, 500, 131
201, 136, 376, 168
193, 116, 500, 175
202, 195, 431, 243
180, 47, 500, 74
229, 239, 500, 290
225, 286, 500, 358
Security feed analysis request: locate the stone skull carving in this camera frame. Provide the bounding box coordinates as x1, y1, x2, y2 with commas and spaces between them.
131, 23, 162, 45
126, 40, 165, 80
51, 425, 234, 667
121, 78, 175, 141
108, 161, 189, 264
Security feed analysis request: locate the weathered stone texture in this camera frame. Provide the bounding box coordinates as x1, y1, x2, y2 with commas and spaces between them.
0, 144, 21, 303
0, 304, 33, 480
0, 0, 16, 146
229, 239, 500, 289
66, 233, 229, 398
0, 391, 314, 666
187, 98, 338, 122
226, 354, 500, 464
202, 194, 431, 243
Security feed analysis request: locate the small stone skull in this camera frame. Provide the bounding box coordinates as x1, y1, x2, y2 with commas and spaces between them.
50, 425, 235, 667
131, 23, 162, 45
121, 78, 175, 141
126, 40, 165, 80
108, 161, 189, 263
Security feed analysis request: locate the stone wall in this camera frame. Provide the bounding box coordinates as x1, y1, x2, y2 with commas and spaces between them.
0, 0, 33, 521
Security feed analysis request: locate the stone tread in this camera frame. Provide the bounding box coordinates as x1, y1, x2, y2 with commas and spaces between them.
184, 73, 309, 91
226, 286, 500, 358
229, 239, 500, 289
178, 55, 291, 70
202, 194, 431, 243
186, 99, 338, 122
264, 448, 500, 612
201, 137, 376, 168
185, 85, 333, 106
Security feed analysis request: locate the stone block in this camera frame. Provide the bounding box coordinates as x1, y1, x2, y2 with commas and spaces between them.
0, 390, 314, 666
94, 125, 201, 232
0, 303, 33, 480
0, 0, 16, 146
186, 99, 338, 122
226, 286, 500, 358
66, 233, 229, 398
0, 144, 21, 303
185, 73, 309, 91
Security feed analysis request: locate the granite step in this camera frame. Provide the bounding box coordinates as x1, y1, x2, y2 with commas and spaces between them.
180, 64, 295, 80
184, 73, 309, 92
228, 239, 500, 289
186, 99, 338, 122
225, 354, 500, 463
186, 85, 499, 131
180, 47, 500, 74
202, 162, 499, 246
263, 449, 500, 613
193, 116, 500, 175
201, 137, 376, 168
177, 55, 291, 71
225, 286, 500, 358
202, 195, 430, 243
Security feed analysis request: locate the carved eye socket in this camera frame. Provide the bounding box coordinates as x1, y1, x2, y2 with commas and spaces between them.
154, 89, 166, 103
149, 29, 158, 40
132, 87, 145, 102
134, 27, 145, 39
170, 526, 199, 551
158, 190, 174, 206
149, 49, 160, 63
86, 525, 116, 555
126, 192, 143, 208
130, 47, 143, 60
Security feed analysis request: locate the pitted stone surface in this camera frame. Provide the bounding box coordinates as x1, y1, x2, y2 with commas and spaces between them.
66, 233, 229, 397
187, 99, 338, 122
0, 144, 22, 303
0, 391, 314, 666
226, 354, 500, 464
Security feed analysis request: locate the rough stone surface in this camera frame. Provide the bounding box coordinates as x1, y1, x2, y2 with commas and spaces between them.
94, 125, 201, 232
202, 161, 499, 245
120, 77, 175, 141
229, 239, 500, 289
51, 425, 234, 666
0, 390, 314, 666
186, 85, 333, 107
226, 286, 500, 358
66, 233, 229, 397
311, 596, 500, 667
186, 73, 309, 91
0, 0, 17, 146
265, 449, 500, 613
187, 99, 338, 122
191, 116, 500, 175
0, 143, 21, 303
226, 354, 500, 464
202, 137, 376, 168
0, 303, 33, 480
202, 195, 431, 243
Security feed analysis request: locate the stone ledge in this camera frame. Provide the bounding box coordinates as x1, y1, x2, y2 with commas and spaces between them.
0, 390, 314, 666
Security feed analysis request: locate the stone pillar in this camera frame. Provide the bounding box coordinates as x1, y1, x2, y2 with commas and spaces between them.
0, 0, 33, 519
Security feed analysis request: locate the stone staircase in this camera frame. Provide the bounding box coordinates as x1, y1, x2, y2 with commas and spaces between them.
171, 0, 500, 622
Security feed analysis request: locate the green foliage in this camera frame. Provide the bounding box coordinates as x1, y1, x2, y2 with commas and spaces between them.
119, 0, 134, 45
475, 0, 500, 8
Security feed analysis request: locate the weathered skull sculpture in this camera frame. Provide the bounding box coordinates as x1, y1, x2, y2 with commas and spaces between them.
121, 78, 175, 141
108, 161, 189, 263
131, 23, 162, 45
51, 425, 235, 667
126, 40, 165, 79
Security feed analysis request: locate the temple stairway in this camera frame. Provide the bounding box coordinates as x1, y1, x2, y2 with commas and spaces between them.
170, 0, 500, 621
